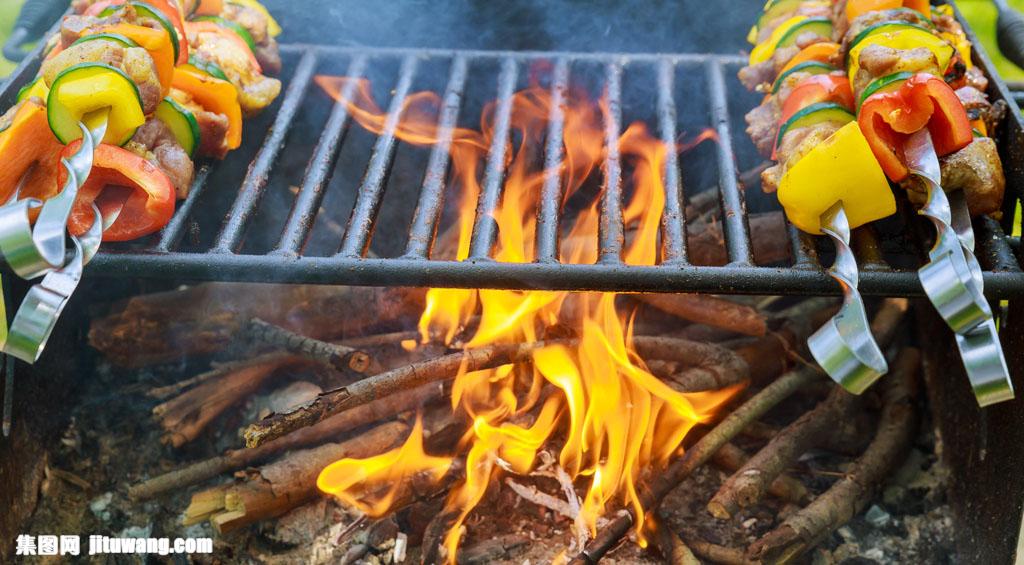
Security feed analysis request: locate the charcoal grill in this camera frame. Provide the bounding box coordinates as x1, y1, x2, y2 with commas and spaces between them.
0, 3, 1020, 297
2, 1, 1024, 563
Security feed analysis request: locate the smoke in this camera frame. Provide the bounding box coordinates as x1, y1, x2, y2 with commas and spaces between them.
262, 0, 765, 55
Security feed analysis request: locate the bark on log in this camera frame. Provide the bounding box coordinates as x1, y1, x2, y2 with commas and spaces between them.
710, 443, 808, 506
747, 349, 921, 563
154, 355, 299, 448
633, 294, 767, 337
89, 284, 424, 367
244, 337, 746, 447
707, 387, 857, 519
130, 382, 444, 500
184, 421, 409, 534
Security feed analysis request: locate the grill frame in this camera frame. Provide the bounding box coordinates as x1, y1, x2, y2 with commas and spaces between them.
1, 2, 1021, 297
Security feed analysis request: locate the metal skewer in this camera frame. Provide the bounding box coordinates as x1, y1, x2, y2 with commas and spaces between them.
905, 129, 1013, 406
808, 202, 888, 394
2, 117, 109, 364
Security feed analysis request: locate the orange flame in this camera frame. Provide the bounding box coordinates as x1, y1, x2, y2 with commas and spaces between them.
315, 72, 740, 560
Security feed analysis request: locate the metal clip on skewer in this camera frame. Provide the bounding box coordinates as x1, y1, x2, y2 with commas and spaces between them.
808, 202, 888, 394
0, 118, 107, 364
905, 129, 1014, 407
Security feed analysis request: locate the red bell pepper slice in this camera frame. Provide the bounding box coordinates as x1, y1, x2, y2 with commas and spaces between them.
59, 142, 176, 242
858, 73, 973, 182
779, 74, 855, 124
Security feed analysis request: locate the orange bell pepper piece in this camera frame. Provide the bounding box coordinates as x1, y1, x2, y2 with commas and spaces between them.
0, 100, 63, 204
171, 65, 242, 151
779, 43, 841, 75
96, 23, 176, 95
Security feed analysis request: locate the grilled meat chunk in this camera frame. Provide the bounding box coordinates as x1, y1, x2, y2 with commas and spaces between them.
41, 39, 163, 114
188, 28, 281, 115
964, 66, 989, 92
127, 119, 195, 198
902, 137, 1005, 217
743, 70, 818, 157
832, 0, 850, 40
169, 87, 232, 159
222, 2, 281, 74
851, 44, 942, 97
761, 121, 845, 193
957, 86, 1007, 134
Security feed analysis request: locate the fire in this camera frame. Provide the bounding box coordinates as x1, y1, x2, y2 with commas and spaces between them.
315, 70, 741, 559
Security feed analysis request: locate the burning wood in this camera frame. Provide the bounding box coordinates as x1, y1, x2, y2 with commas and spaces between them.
184, 421, 410, 534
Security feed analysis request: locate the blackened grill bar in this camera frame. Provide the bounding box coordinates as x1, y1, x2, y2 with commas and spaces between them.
1, 10, 1022, 296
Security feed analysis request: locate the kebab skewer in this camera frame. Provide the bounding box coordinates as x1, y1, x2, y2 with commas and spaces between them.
742, 2, 892, 393
738, 0, 1013, 405
0, 0, 283, 364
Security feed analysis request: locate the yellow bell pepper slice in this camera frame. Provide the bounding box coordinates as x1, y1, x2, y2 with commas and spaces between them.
778, 122, 896, 234
848, 27, 956, 83
749, 15, 807, 66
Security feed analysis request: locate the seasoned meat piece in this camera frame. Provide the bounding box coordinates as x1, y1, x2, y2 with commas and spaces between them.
851, 44, 941, 97
127, 119, 195, 198
903, 137, 1005, 217
761, 121, 844, 193
940, 137, 1005, 217
169, 88, 232, 159
0, 101, 25, 132
60, 9, 139, 48
739, 45, 798, 91
41, 39, 163, 114
222, 2, 282, 74
956, 85, 1006, 134
832, 0, 850, 40
746, 102, 780, 157
188, 28, 281, 115
754, 3, 832, 45
842, 9, 931, 53
964, 66, 989, 92
742, 69, 817, 157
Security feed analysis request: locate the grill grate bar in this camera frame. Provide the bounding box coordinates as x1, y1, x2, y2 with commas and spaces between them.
275, 54, 369, 255
787, 221, 820, 269
403, 55, 469, 259
706, 60, 753, 265
977, 216, 1023, 273
534, 57, 570, 263
155, 165, 212, 252
212, 50, 318, 253
656, 58, 688, 264
468, 58, 519, 259
598, 61, 625, 263
337, 55, 420, 257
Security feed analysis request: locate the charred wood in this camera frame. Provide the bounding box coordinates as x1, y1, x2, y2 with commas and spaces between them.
129, 382, 444, 500
633, 294, 767, 337
710, 443, 808, 506
90, 284, 423, 367
747, 349, 921, 563
184, 421, 409, 533
246, 317, 371, 373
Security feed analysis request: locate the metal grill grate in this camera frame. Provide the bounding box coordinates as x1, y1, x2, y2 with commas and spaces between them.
1, 3, 1021, 297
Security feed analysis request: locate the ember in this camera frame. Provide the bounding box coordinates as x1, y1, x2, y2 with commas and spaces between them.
313, 73, 743, 559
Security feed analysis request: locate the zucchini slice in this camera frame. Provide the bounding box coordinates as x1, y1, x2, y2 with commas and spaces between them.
101, 1, 181, 62
47, 63, 145, 146
155, 97, 201, 157
772, 61, 837, 94
846, 21, 939, 64
857, 71, 914, 109
16, 77, 48, 103
187, 55, 230, 81
775, 102, 854, 151
71, 32, 140, 49
775, 18, 833, 50
192, 15, 257, 54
